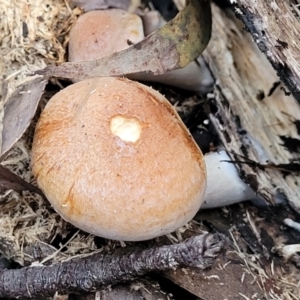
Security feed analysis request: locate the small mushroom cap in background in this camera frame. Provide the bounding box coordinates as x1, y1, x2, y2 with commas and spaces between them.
68, 9, 144, 62
31, 77, 206, 241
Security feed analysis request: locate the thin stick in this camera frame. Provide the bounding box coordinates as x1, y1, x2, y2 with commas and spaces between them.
0, 233, 225, 299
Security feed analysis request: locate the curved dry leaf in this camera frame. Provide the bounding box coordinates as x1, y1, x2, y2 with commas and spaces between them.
0, 165, 45, 198
1, 76, 47, 160
35, 0, 212, 81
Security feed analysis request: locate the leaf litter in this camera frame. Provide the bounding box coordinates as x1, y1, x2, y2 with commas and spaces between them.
0, 0, 300, 299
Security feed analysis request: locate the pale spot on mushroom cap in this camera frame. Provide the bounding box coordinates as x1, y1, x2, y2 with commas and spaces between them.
110, 115, 142, 143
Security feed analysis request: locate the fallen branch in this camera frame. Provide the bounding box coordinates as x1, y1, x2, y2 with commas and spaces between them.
0, 233, 225, 299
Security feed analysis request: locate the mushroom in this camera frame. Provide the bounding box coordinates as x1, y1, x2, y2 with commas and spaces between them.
68, 9, 213, 93
280, 244, 300, 260
31, 77, 207, 241
284, 218, 300, 232
202, 150, 258, 209
31, 77, 261, 241
68, 9, 144, 63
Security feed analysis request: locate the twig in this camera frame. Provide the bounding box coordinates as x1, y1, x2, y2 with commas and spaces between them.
0, 233, 225, 299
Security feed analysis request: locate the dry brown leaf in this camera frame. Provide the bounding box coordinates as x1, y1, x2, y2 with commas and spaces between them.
35, 0, 212, 81
0, 165, 45, 198
1, 76, 47, 161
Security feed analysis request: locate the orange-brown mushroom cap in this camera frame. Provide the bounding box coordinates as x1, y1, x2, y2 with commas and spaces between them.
31, 77, 206, 241
68, 9, 144, 62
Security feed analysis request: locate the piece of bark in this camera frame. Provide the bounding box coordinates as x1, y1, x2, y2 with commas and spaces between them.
191, 203, 300, 299
233, 0, 300, 102
202, 4, 300, 211
164, 254, 270, 300
0, 233, 225, 299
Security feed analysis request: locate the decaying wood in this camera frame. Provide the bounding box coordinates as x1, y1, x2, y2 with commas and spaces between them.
202, 4, 300, 211
0, 233, 225, 299
233, 0, 300, 102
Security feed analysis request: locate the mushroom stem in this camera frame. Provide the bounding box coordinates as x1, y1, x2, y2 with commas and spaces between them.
202, 150, 260, 209
129, 56, 214, 94
281, 244, 300, 260
284, 218, 300, 232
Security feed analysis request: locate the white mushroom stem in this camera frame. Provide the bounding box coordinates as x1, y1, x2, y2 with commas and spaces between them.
281, 244, 300, 260
129, 57, 213, 94
284, 218, 300, 232
202, 150, 260, 209
142, 10, 166, 36
173, 0, 186, 11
